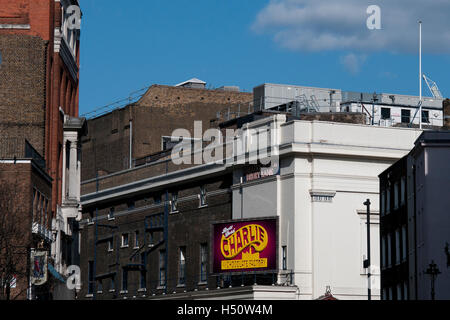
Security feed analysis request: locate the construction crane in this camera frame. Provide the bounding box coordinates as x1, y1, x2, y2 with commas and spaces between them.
423, 74, 443, 99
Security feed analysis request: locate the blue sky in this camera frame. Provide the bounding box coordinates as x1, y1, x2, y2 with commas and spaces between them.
79, 0, 450, 116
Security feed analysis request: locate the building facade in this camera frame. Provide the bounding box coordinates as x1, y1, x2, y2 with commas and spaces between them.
78, 103, 425, 299
80, 82, 253, 181
0, 0, 85, 299
380, 130, 450, 300
0, 151, 52, 300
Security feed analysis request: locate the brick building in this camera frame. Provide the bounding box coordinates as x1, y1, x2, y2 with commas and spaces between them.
81, 83, 253, 181
78, 85, 303, 300
0, 150, 52, 300
0, 0, 85, 299
379, 131, 450, 300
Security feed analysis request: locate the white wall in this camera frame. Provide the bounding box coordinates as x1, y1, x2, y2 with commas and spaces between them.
232, 119, 423, 300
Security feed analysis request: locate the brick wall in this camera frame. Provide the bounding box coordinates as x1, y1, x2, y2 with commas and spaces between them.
0, 34, 47, 156
0, 162, 52, 300
79, 174, 232, 299
0, 0, 54, 40
299, 112, 367, 124
81, 86, 253, 181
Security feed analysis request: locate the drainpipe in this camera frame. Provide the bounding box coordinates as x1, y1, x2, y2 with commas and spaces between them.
129, 120, 133, 169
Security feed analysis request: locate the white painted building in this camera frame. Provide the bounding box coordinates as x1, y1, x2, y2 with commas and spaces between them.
230, 115, 423, 299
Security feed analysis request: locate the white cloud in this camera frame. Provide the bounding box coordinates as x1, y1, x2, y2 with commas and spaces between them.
340, 53, 367, 75
252, 0, 450, 54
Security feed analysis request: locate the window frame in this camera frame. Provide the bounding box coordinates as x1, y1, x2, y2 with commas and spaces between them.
178, 246, 186, 286
199, 186, 207, 207
381, 107, 391, 120
108, 207, 115, 220
422, 110, 430, 123
121, 233, 129, 248
159, 250, 166, 287
121, 269, 128, 293
199, 243, 208, 283
171, 192, 179, 213
401, 109, 411, 124
134, 230, 139, 249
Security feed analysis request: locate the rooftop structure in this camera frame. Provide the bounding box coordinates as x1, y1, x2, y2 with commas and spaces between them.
253, 83, 446, 128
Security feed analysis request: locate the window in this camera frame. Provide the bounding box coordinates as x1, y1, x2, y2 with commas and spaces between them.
148, 232, 154, 247
200, 244, 208, 283
154, 194, 162, 204
403, 282, 408, 300
422, 110, 430, 123
179, 247, 186, 285
97, 279, 103, 293
134, 231, 139, 248
41, 196, 45, 226
395, 229, 401, 265
380, 191, 385, 216
381, 108, 391, 120
88, 261, 94, 294
402, 225, 407, 262
396, 284, 402, 300
387, 234, 392, 267
32, 188, 37, 222
386, 188, 391, 214
44, 199, 49, 229
401, 109, 411, 123
282, 246, 287, 270
401, 177, 406, 205
127, 201, 135, 211
110, 277, 115, 292
107, 238, 114, 252
121, 234, 129, 248
171, 192, 178, 213
394, 182, 399, 210
140, 252, 146, 290
108, 207, 115, 220
88, 210, 94, 224
199, 186, 207, 207
159, 250, 166, 287
122, 269, 128, 292
381, 236, 386, 270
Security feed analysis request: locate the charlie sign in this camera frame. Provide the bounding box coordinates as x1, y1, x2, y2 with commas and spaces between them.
212, 219, 277, 274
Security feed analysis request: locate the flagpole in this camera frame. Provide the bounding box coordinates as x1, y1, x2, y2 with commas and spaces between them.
419, 21, 423, 130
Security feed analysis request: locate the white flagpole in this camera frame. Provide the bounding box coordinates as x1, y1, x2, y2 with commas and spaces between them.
419, 21, 423, 130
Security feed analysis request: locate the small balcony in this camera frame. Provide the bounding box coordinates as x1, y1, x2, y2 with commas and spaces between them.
32, 222, 53, 243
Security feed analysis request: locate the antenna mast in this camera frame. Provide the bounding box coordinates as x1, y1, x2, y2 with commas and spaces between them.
423, 74, 443, 99
419, 21, 423, 130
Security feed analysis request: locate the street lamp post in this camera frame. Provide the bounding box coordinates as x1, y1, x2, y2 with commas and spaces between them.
425, 261, 441, 300
363, 199, 372, 300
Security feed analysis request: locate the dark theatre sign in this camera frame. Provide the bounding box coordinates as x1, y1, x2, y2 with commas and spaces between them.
212, 218, 278, 274
242, 162, 280, 183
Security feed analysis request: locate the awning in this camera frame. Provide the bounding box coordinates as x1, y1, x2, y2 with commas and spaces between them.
48, 263, 66, 283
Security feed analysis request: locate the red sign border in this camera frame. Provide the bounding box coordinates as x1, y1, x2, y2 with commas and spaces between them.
210, 216, 279, 275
